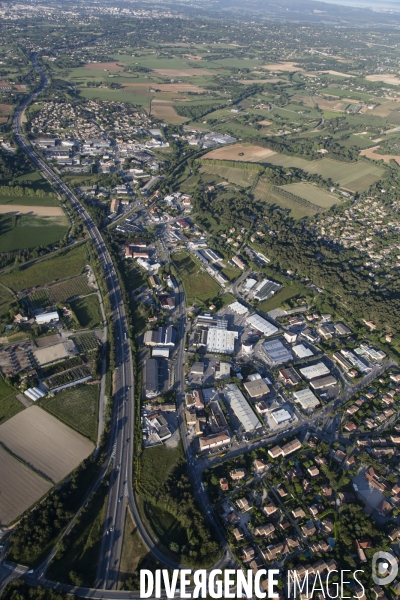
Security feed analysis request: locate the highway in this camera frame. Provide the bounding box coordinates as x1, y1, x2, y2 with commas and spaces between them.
12, 55, 144, 591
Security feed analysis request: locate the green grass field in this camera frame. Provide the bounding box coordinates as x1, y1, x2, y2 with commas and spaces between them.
1, 245, 88, 292
0, 375, 24, 425
199, 164, 258, 188
70, 295, 102, 329
258, 286, 303, 312
40, 384, 99, 442
264, 154, 384, 192
171, 251, 220, 306
0, 195, 58, 206
278, 183, 340, 208
0, 215, 68, 252
254, 178, 319, 219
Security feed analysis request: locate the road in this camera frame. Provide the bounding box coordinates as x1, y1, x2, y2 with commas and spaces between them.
12, 55, 136, 591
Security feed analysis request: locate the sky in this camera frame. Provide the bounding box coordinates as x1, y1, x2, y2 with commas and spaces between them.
310, 0, 400, 9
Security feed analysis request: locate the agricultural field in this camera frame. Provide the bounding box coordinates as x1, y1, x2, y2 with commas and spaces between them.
0, 375, 24, 425
360, 146, 400, 166
1, 244, 88, 292
40, 384, 99, 443
72, 332, 100, 353
0, 445, 52, 526
150, 100, 188, 125
49, 274, 93, 303
0, 214, 69, 253
171, 251, 220, 306
278, 183, 340, 208
264, 155, 384, 193
0, 195, 59, 207
254, 178, 320, 219
28, 288, 52, 311
199, 164, 258, 188
70, 294, 102, 329
203, 144, 277, 162
0, 406, 94, 483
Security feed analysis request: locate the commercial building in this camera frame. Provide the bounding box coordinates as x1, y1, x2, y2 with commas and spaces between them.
224, 384, 261, 432
243, 278, 257, 291
272, 408, 291, 425
246, 314, 278, 337
229, 301, 248, 315
332, 352, 352, 371
292, 344, 313, 359
310, 375, 337, 390
293, 388, 320, 411
253, 279, 281, 301
334, 322, 351, 336
35, 310, 59, 325
299, 362, 330, 380
341, 349, 371, 374
203, 248, 222, 263
244, 379, 270, 399
262, 339, 292, 366
206, 322, 238, 354
144, 326, 176, 347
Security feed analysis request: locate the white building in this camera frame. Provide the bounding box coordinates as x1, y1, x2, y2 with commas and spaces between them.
229, 301, 248, 315
206, 327, 238, 354
292, 344, 314, 359
299, 362, 330, 380
246, 314, 278, 337
272, 408, 291, 425
35, 310, 59, 325
293, 388, 320, 411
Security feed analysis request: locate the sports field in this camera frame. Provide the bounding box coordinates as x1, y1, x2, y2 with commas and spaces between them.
278, 183, 339, 208
0, 406, 94, 483
0, 445, 52, 526
171, 251, 220, 306
40, 384, 99, 442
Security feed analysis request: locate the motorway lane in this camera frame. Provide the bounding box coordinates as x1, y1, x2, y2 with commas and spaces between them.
13, 56, 135, 591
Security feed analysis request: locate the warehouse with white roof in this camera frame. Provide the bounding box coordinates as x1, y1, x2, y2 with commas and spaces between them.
224, 384, 261, 432
292, 344, 314, 359
246, 314, 278, 337
229, 301, 248, 315
262, 339, 292, 366
299, 362, 330, 380
293, 388, 320, 411
207, 327, 238, 354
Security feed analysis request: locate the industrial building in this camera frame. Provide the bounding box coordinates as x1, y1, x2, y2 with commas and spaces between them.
334, 322, 352, 336
152, 347, 170, 358
144, 326, 176, 347
279, 368, 301, 386
246, 314, 278, 337
244, 379, 270, 399
262, 339, 293, 366
272, 408, 291, 425
299, 362, 330, 380
206, 321, 238, 354
253, 279, 281, 301
293, 388, 320, 411
310, 375, 337, 390
292, 344, 314, 359
341, 349, 371, 374
243, 278, 257, 291
215, 362, 231, 379
224, 384, 261, 432
229, 301, 248, 315
145, 358, 168, 398
332, 352, 352, 371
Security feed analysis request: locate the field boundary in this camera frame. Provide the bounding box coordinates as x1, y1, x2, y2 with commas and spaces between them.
0, 440, 54, 483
